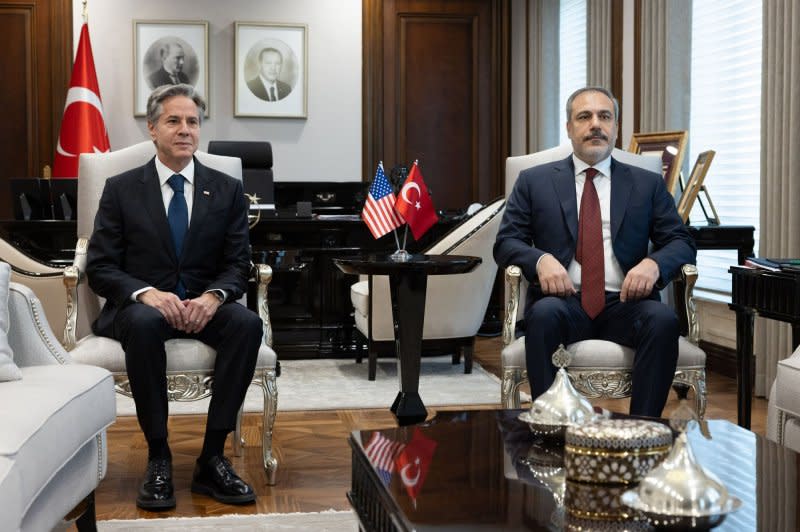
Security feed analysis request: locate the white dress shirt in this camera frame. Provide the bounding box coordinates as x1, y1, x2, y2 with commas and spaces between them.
567, 154, 625, 292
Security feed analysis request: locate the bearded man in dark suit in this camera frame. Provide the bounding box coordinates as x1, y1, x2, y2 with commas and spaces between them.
86, 84, 261, 510
494, 86, 696, 418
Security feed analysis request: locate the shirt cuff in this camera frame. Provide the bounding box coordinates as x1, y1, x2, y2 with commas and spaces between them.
205, 289, 227, 303
132, 286, 153, 302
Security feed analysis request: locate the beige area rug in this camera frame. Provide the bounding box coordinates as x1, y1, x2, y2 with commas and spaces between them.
115, 355, 501, 416
98, 510, 357, 531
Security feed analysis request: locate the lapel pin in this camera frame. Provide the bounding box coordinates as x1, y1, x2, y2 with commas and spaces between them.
203, 190, 210, 196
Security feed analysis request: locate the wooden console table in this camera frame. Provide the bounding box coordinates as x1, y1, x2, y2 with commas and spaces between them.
729, 266, 800, 429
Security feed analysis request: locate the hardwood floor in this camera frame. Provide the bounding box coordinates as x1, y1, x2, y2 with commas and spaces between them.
83, 336, 768, 523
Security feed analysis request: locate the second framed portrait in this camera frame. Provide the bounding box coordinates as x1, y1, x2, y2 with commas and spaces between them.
235, 22, 308, 118
628, 130, 688, 197
133, 20, 209, 117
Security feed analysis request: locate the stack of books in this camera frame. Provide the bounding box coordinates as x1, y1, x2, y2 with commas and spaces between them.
744, 257, 800, 273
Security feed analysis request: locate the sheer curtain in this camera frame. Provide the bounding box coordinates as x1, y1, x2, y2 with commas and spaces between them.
638, 0, 692, 133
755, 0, 800, 396
586, 0, 611, 89
528, 0, 561, 152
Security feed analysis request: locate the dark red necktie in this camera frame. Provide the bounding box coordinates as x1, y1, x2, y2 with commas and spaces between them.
576, 167, 605, 318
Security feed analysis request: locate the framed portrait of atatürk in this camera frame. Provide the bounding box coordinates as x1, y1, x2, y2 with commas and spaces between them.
235, 22, 308, 118
628, 130, 689, 197
134, 20, 209, 117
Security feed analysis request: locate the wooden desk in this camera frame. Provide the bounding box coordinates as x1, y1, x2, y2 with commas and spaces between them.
334, 254, 480, 425
688, 224, 755, 263
729, 266, 800, 429
0, 217, 460, 359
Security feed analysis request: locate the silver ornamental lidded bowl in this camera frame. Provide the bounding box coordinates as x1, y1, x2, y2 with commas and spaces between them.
620, 402, 742, 530
518, 345, 599, 440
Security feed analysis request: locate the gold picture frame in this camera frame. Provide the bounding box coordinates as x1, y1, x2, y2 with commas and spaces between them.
628, 130, 689, 196
677, 150, 716, 223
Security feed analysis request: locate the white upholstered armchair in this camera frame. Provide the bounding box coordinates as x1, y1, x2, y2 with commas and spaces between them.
350, 197, 505, 380
500, 145, 707, 417
768, 345, 800, 453
61, 141, 280, 484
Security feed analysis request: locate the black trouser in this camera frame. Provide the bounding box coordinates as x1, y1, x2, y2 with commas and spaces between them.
523, 291, 679, 417
113, 302, 262, 441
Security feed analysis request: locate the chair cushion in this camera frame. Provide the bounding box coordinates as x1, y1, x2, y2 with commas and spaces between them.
0, 364, 114, 518
351, 280, 369, 316
775, 347, 800, 418
70, 334, 277, 373
501, 336, 705, 369
0, 262, 21, 382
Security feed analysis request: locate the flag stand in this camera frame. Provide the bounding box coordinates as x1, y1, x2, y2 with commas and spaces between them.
390, 248, 411, 262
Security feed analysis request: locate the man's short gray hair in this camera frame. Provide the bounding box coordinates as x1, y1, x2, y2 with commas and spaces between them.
565, 86, 619, 122
146, 83, 206, 125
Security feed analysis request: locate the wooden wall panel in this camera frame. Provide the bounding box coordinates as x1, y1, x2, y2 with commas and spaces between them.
364, 0, 509, 212
0, 0, 71, 220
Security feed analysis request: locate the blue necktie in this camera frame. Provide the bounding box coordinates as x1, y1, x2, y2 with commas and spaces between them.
167, 174, 188, 299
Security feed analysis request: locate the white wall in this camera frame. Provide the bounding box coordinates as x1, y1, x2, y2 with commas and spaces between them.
73, 0, 362, 181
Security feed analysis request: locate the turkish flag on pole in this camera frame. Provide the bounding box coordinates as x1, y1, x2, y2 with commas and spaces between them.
52, 22, 110, 178
395, 161, 439, 240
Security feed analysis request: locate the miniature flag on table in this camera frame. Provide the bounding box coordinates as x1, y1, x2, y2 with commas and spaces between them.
362, 162, 403, 239
395, 161, 439, 240
53, 22, 110, 178
364, 431, 406, 487
395, 427, 437, 502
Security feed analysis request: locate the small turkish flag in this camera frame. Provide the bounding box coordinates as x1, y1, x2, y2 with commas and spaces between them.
52, 23, 110, 178
395, 161, 439, 240
395, 427, 437, 502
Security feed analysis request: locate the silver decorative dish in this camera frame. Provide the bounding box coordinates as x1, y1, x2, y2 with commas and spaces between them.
620, 402, 742, 530
518, 345, 599, 440
620, 489, 741, 530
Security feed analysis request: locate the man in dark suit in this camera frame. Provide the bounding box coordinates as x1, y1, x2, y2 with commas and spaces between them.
246, 47, 292, 101
147, 42, 190, 89
494, 86, 696, 418
86, 84, 262, 510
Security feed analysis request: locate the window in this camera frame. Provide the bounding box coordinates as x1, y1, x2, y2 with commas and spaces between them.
688, 0, 762, 300
559, 0, 586, 145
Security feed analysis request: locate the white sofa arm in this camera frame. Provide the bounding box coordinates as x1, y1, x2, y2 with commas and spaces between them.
7, 282, 73, 367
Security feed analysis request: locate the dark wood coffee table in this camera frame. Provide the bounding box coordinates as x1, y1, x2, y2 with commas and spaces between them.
348, 409, 789, 531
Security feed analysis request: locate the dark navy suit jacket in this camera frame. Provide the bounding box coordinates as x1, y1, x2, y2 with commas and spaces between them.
493, 155, 696, 311
86, 156, 251, 336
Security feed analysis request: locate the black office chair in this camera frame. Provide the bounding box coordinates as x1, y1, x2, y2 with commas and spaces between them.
208, 141, 274, 207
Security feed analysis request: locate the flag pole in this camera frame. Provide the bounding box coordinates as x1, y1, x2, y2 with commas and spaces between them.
401, 159, 418, 251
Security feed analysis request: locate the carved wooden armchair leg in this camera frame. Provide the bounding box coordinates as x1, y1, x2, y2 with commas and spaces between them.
462, 342, 474, 374
260, 367, 279, 485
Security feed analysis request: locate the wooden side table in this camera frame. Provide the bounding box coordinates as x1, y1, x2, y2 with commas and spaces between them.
334, 254, 481, 425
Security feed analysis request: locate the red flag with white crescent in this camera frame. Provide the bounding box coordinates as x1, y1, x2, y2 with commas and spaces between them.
395, 161, 439, 240
395, 427, 437, 502
53, 23, 110, 178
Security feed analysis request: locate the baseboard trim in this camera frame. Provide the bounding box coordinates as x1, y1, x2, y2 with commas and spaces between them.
700, 340, 737, 379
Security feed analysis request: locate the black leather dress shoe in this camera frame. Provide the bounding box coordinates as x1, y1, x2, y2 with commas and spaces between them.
191, 455, 255, 504
136, 457, 175, 510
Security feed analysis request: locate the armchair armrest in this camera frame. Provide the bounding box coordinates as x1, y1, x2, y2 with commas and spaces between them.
502, 263, 699, 347
7, 282, 72, 367
62, 238, 89, 350
253, 263, 273, 348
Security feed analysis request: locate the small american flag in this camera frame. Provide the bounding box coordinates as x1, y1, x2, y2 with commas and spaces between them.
362, 162, 403, 239
364, 431, 405, 487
